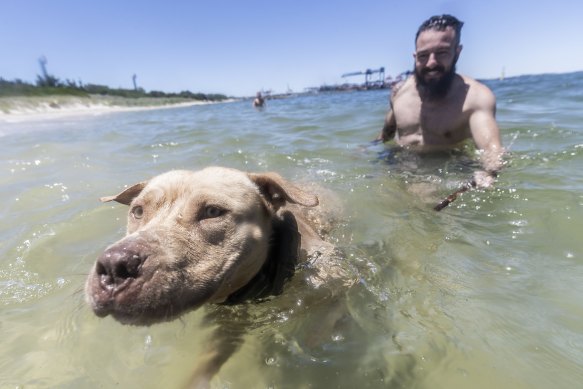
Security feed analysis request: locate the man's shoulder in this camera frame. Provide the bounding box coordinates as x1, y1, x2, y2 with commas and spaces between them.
459, 74, 496, 107
391, 76, 415, 101
460, 74, 494, 94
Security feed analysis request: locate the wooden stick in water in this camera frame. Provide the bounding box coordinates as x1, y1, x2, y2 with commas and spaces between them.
434, 179, 477, 211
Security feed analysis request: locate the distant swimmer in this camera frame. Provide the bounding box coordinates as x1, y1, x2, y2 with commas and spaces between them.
377, 14, 504, 188
253, 92, 265, 108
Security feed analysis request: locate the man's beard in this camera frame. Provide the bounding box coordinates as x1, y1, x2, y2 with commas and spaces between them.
415, 62, 457, 99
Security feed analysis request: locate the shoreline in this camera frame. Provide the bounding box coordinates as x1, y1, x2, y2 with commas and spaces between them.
0, 95, 236, 123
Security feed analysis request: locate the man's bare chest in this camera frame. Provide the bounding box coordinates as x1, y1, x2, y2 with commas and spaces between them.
393, 97, 470, 145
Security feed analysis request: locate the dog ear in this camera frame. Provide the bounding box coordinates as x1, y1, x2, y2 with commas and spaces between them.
100, 182, 147, 205
248, 172, 319, 210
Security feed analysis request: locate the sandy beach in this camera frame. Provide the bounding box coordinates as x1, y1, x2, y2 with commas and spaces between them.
0, 95, 233, 123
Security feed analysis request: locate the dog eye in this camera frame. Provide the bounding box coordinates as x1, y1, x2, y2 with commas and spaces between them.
203, 205, 224, 219
131, 205, 144, 219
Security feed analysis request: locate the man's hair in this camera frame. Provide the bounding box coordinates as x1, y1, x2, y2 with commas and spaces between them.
415, 14, 464, 45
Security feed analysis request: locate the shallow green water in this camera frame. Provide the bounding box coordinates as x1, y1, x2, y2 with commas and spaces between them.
1, 72, 582, 388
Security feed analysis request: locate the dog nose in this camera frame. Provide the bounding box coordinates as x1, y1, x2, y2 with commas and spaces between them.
95, 245, 147, 290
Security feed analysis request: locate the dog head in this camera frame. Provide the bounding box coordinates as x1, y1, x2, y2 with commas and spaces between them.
85, 167, 318, 325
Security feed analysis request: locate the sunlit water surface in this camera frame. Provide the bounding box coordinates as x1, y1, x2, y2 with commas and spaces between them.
1, 72, 582, 388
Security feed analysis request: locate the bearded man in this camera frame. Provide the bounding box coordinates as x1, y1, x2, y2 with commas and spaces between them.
378, 15, 504, 188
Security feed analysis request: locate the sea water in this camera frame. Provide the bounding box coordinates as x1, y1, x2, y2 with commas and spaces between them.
1, 72, 582, 388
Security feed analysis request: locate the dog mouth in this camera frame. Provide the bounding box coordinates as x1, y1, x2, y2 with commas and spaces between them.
87, 278, 176, 325
87, 272, 143, 317
86, 258, 211, 326
88, 289, 202, 326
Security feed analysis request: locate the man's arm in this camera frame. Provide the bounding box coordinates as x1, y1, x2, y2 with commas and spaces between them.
376, 79, 407, 142
469, 84, 504, 187
377, 109, 397, 142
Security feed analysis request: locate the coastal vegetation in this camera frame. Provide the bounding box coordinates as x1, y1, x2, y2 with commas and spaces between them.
0, 77, 228, 102
0, 67, 230, 115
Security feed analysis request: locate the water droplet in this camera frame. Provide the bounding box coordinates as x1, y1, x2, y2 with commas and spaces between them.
332, 334, 345, 342
265, 356, 276, 366
144, 335, 152, 351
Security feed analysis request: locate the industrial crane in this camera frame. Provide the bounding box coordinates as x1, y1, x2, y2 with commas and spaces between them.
341, 67, 385, 87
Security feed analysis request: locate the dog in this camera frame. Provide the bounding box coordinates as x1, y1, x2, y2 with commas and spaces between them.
85, 166, 353, 387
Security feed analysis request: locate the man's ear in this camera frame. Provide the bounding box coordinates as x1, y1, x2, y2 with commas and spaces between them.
248, 172, 319, 211
100, 182, 147, 205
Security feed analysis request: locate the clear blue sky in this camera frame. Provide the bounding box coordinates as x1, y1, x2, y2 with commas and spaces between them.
2, 0, 582, 97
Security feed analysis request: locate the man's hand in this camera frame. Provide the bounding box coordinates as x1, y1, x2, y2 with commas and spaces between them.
473, 170, 497, 188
